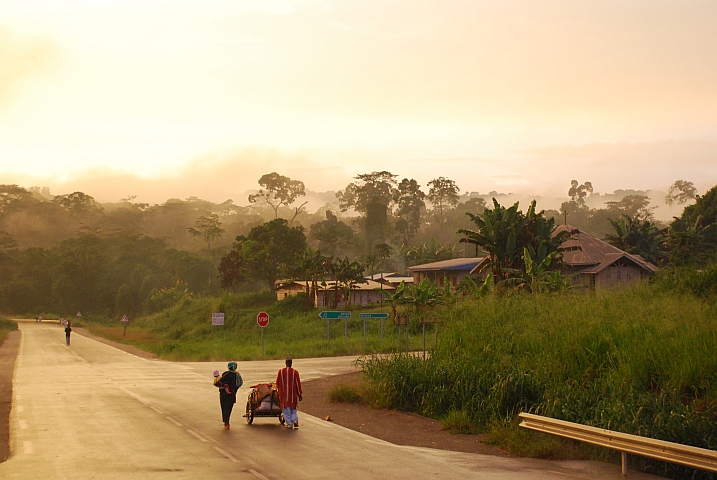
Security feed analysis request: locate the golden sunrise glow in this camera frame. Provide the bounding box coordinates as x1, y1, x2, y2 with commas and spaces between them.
0, 1, 715, 207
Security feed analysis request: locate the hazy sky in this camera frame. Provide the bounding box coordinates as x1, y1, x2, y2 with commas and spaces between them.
1, 0, 715, 206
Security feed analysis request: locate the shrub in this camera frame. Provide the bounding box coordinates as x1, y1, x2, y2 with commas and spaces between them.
328, 383, 364, 404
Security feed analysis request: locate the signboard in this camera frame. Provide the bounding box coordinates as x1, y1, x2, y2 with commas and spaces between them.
76, 312, 82, 317
257, 311, 269, 327
212, 313, 225, 326
359, 313, 389, 319
319, 311, 351, 319
120, 314, 129, 323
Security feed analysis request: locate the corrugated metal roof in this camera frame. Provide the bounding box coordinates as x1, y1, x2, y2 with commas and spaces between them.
407, 258, 484, 272
554, 225, 658, 274
467, 226, 658, 276
277, 279, 394, 291
365, 272, 398, 280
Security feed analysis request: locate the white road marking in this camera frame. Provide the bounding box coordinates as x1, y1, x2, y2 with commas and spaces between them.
19, 420, 28, 430
248, 469, 271, 480
23, 441, 33, 454
151, 406, 164, 414
214, 446, 240, 463
166, 416, 183, 426
187, 429, 208, 442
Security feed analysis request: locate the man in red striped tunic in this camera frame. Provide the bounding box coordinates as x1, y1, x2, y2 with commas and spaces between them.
275, 356, 303, 429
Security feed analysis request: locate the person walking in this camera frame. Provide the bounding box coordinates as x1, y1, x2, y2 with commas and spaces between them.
214, 361, 243, 429
64, 323, 72, 345
275, 356, 302, 429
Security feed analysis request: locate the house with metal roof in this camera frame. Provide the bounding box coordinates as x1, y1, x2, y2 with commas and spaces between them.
406, 258, 484, 290
275, 279, 394, 307
468, 225, 658, 290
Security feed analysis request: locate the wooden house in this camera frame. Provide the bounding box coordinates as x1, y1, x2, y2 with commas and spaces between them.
468, 225, 658, 290
406, 258, 484, 289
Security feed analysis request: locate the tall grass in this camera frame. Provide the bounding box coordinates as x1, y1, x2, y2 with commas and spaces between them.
360, 287, 717, 479
82, 292, 430, 361
0, 318, 18, 346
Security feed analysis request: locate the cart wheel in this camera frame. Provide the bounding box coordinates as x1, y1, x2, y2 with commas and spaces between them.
279, 412, 285, 425
245, 401, 253, 425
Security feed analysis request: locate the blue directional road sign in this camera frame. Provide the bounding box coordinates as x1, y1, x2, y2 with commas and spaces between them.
319, 311, 351, 319
359, 313, 389, 319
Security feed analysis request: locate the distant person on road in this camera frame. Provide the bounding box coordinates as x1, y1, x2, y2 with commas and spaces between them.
64, 324, 72, 345
214, 361, 243, 429
275, 356, 302, 429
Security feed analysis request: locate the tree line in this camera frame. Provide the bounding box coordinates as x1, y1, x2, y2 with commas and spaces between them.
0, 175, 712, 315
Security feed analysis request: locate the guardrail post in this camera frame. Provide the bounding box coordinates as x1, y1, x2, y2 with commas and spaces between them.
622, 452, 627, 476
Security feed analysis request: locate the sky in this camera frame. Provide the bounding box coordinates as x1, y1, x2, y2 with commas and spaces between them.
0, 0, 715, 210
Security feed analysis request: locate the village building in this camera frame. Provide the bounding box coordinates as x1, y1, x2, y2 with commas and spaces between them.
468, 225, 658, 290
365, 272, 414, 288
406, 258, 484, 289
275, 279, 393, 307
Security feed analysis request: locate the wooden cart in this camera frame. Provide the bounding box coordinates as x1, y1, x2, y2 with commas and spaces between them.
244, 383, 285, 425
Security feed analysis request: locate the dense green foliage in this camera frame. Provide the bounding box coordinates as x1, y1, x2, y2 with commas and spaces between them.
459, 199, 566, 281
0, 317, 17, 345
0, 233, 218, 316
218, 219, 307, 293
360, 288, 717, 479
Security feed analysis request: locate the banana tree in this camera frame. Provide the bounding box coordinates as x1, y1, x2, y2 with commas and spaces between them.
378, 280, 407, 322
501, 247, 570, 294
294, 247, 328, 307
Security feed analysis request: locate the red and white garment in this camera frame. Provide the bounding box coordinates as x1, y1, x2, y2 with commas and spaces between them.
275, 367, 302, 410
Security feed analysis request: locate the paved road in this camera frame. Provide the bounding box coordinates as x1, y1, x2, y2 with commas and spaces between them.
1, 322, 657, 479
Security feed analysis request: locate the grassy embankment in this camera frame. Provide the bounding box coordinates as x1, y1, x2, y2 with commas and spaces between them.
0, 318, 18, 346
355, 285, 717, 479
82, 292, 433, 361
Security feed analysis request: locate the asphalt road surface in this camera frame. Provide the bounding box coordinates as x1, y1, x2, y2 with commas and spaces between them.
1, 321, 658, 480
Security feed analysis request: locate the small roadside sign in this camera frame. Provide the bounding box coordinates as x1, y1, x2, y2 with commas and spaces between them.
76, 312, 82, 317
319, 311, 351, 319
359, 313, 389, 319
257, 311, 269, 327
120, 314, 129, 323
212, 313, 225, 326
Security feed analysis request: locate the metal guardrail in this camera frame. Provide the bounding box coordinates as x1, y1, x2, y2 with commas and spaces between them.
518, 412, 717, 476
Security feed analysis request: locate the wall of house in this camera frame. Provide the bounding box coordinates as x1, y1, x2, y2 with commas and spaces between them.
275, 284, 307, 301
596, 264, 643, 289
411, 271, 470, 289
316, 289, 384, 308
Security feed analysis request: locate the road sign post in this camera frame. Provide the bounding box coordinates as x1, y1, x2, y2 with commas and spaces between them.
359, 313, 389, 351
120, 314, 129, 336
393, 315, 408, 354
212, 313, 225, 326
257, 312, 269, 355
420, 318, 440, 361
319, 311, 350, 348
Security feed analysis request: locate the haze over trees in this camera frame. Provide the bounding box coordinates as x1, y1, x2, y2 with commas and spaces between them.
0, 173, 714, 316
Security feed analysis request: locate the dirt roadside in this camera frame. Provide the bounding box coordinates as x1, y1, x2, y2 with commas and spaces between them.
0, 330, 20, 463
0, 327, 504, 464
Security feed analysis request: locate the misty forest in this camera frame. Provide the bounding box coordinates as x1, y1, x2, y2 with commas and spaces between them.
0, 173, 712, 317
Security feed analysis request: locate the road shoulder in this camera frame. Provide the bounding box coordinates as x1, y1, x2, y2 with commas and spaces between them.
0, 330, 20, 463
300, 372, 507, 456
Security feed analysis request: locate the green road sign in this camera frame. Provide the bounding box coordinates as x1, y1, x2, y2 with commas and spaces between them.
319, 311, 351, 319
359, 313, 389, 319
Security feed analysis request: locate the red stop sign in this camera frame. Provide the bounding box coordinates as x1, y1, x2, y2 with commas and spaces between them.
257, 311, 269, 327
